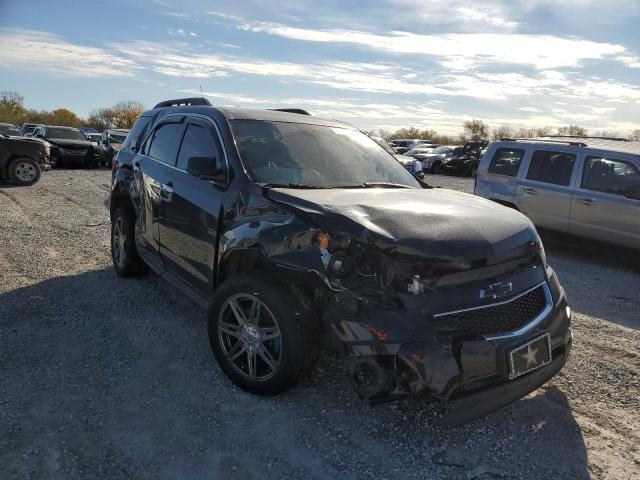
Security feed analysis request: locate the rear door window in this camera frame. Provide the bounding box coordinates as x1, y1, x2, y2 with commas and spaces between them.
581, 156, 640, 196
147, 121, 185, 166
526, 150, 576, 186
487, 148, 525, 176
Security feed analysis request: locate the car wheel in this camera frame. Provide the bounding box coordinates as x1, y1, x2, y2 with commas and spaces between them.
431, 162, 442, 174
111, 206, 148, 277
208, 273, 320, 396
8, 158, 41, 186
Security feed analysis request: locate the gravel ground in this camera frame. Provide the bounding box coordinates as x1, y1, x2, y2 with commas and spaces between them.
1, 169, 639, 480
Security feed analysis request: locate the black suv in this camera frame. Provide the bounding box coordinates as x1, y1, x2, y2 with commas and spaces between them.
441, 140, 489, 177
110, 98, 572, 425
35, 125, 100, 168
0, 132, 50, 185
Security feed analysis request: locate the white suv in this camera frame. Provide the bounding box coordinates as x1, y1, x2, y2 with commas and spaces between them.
475, 137, 640, 250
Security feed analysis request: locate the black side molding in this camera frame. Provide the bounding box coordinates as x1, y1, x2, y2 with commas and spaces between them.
153, 97, 212, 109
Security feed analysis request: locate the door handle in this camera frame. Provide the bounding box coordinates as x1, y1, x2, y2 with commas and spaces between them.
161, 182, 174, 195
577, 198, 596, 206
522, 187, 537, 195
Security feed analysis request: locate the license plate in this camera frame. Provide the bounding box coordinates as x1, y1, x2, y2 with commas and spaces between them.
508, 333, 551, 379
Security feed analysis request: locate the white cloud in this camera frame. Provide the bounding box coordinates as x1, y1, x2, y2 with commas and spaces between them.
0, 29, 137, 77
240, 21, 628, 70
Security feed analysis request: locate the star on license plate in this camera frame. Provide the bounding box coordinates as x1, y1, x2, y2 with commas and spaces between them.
508, 333, 551, 379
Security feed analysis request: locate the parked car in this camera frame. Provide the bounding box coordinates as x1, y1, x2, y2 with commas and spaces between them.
441, 140, 489, 176
389, 139, 433, 155
0, 132, 50, 185
85, 132, 102, 144
371, 136, 424, 179
79, 127, 98, 135
21, 123, 43, 137
110, 97, 571, 425
35, 125, 100, 168
475, 137, 640, 251
98, 128, 129, 168
405, 145, 456, 173
0, 123, 25, 137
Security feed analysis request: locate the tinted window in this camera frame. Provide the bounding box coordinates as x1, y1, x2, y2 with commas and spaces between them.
582, 156, 640, 196
147, 122, 184, 165
176, 123, 222, 170
526, 150, 576, 186
488, 148, 525, 176
230, 120, 420, 188
121, 116, 152, 154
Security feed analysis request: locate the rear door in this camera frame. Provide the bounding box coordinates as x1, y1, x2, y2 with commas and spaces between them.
570, 154, 640, 248
515, 149, 578, 232
131, 115, 186, 262
158, 115, 227, 299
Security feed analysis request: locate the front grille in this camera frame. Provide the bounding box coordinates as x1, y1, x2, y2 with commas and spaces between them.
432, 284, 548, 337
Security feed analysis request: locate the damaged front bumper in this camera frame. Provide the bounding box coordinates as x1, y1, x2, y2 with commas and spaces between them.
330, 267, 571, 426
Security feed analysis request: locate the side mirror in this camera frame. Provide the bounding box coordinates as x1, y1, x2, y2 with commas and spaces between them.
625, 185, 640, 200
186, 156, 226, 184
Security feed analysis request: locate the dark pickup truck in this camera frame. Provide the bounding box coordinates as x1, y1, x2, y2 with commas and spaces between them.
0, 133, 50, 185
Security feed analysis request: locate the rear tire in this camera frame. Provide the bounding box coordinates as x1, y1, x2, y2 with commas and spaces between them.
8, 158, 41, 186
111, 206, 148, 277
208, 273, 320, 395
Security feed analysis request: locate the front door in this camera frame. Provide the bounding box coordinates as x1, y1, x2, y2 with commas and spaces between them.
570, 154, 640, 249
158, 116, 226, 299
515, 149, 577, 232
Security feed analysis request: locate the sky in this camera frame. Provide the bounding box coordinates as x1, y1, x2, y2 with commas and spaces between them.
1, 0, 639, 135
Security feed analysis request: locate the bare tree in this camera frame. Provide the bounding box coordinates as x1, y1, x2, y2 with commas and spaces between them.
463, 119, 489, 141
630, 129, 640, 142
557, 125, 587, 136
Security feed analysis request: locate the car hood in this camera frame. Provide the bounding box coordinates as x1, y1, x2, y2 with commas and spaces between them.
394, 154, 416, 165
267, 187, 537, 263
47, 138, 94, 148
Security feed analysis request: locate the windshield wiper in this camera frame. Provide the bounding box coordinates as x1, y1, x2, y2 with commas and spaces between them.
361, 182, 414, 189
261, 183, 333, 189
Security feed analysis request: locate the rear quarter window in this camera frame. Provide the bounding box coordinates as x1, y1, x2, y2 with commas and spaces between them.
487, 148, 525, 176
121, 116, 152, 154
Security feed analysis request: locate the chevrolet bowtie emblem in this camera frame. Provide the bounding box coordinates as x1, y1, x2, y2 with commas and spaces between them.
479, 281, 513, 300
522, 344, 539, 368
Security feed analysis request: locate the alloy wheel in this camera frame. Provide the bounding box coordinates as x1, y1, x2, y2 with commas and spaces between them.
218, 293, 282, 381
112, 217, 126, 268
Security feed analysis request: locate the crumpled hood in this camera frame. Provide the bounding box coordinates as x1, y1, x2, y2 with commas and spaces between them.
268, 187, 537, 262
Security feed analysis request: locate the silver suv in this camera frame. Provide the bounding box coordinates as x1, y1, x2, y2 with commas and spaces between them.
475, 137, 640, 250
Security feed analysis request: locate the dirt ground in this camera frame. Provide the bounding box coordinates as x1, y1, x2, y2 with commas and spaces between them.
1, 169, 638, 479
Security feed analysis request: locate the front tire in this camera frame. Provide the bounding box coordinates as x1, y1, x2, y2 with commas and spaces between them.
111, 206, 147, 277
208, 273, 319, 395
8, 158, 41, 186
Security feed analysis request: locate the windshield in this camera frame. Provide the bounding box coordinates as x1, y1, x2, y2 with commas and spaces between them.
231, 120, 420, 188
371, 137, 396, 155
47, 128, 87, 141
108, 133, 127, 143
432, 146, 452, 154
0, 126, 23, 136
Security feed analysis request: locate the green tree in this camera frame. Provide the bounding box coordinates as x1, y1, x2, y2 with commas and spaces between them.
462, 119, 489, 141
0, 90, 27, 124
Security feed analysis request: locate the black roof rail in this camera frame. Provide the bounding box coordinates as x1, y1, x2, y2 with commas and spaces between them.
268, 108, 311, 115
547, 135, 629, 142
153, 97, 212, 109
500, 137, 587, 147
